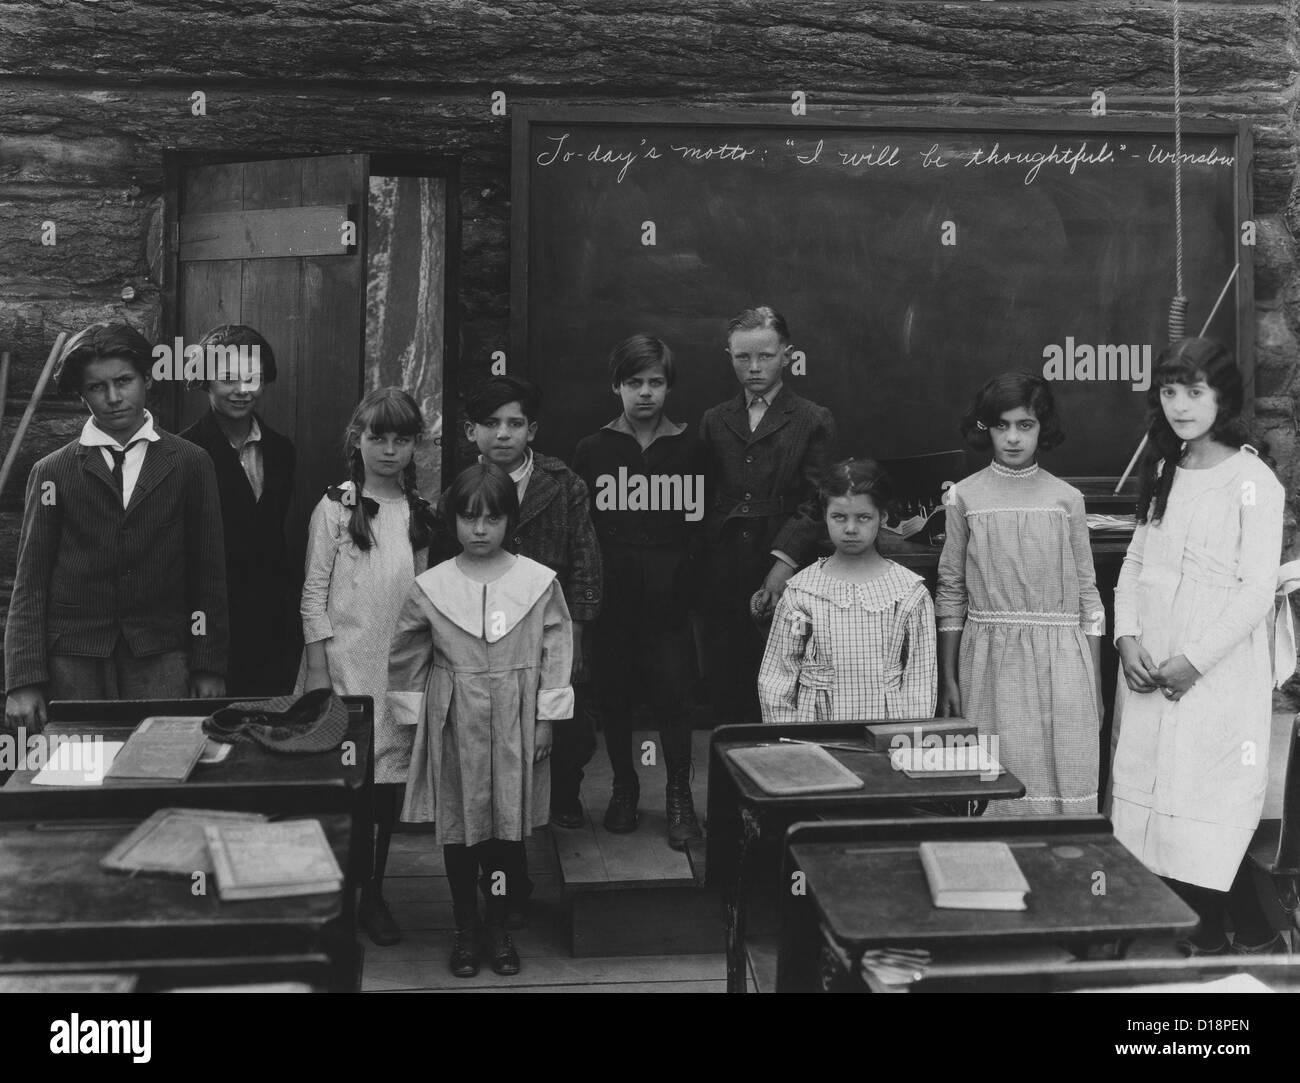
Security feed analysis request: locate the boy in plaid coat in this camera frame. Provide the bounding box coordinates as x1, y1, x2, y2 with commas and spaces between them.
437, 376, 602, 830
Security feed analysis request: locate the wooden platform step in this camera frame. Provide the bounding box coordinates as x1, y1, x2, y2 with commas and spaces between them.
555, 730, 721, 957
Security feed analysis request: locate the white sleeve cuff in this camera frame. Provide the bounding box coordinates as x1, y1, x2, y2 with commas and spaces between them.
771, 550, 798, 569
302, 618, 334, 644
387, 691, 424, 727
537, 686, 575, 721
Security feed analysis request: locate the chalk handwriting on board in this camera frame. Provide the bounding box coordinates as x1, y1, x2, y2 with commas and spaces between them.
534, 131, 1235, 186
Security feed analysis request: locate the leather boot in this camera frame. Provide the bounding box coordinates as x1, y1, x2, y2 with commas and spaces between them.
449, 926, 480, 977
663, 728, 702, 851
604, 776, 640, 833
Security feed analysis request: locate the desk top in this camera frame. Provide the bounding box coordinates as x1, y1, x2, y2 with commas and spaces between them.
0, 813, 349, 942
792, 829, 1197, 949
713, 725, 1024, 810
1, 712, 370, 819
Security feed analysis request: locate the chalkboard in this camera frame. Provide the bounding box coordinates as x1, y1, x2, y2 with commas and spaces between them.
511, 108, 1251, 478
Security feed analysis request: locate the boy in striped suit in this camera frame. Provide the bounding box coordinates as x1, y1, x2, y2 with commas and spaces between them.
699, 307, 836, 724
4, 324, 229, 731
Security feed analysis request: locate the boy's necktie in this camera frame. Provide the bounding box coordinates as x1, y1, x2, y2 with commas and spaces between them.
110, 447, 127, 503
748, 393, 769, 433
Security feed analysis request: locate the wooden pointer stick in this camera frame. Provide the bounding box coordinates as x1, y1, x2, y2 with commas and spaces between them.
0, 332, 67, 500
1113, 263, 1241, 495
0, 351, 10, 442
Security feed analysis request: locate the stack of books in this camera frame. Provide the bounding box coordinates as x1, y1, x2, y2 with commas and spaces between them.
101, 810, 343, 901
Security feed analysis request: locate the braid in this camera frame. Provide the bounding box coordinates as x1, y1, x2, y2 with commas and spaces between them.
347, 446, 374, 550
402, 459, 432, 550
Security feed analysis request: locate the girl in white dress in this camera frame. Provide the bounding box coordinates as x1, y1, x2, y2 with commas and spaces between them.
300, 388, 435, 947
1111, 338, 1285, 955
759, 459, 937, 723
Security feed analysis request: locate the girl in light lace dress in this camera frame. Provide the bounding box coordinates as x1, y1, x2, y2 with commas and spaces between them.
299, 388, 435, 947
1110, 339, 1283, 955
758, 459, 936, 723
936, 373, 1104, 815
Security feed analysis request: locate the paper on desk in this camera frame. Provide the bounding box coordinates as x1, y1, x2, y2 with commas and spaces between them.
199, 738, 231, 764
30, 739, 125, 786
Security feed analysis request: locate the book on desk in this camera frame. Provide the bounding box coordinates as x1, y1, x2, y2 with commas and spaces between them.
920, 840, 1030, 911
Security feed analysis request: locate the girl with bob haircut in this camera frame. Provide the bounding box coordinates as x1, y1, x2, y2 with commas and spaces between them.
390, 462, 575, 978
937, 372, 1104, 816
758, 458, 936, 722
1111, 338, 1285, 955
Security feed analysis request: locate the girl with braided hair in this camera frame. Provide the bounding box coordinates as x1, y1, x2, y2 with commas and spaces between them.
299, 387, 436, 947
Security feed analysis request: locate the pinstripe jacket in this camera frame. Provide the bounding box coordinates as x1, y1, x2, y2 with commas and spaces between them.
3, 430, 230, 690
699, 385, 836, 567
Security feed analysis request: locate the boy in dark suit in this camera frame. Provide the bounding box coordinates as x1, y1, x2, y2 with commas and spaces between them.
4, 324, 229, 731
437, 376, 602, 829
699, 306, 836, 724
180, 325, 298, 696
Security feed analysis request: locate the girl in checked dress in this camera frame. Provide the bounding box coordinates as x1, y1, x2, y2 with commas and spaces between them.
936, 372, 1104, 815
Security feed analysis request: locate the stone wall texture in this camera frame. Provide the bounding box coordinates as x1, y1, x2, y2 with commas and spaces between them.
1, 0, 1297, 697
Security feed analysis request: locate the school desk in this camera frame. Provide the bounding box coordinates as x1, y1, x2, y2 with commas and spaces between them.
0, 813, 358, 992
775, 815, 1198, 993
839, 953, 1300, 994
0, 955, 333, 993
0, 697, 374, 880
704, 722, 1025, 993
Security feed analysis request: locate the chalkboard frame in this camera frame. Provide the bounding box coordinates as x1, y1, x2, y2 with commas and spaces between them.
510, 105, 1254, 478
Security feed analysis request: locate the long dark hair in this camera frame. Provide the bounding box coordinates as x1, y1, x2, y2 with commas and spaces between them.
1135, 337, 1271, 524
343, 387, 432, 551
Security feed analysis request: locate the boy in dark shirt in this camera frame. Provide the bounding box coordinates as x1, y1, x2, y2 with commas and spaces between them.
180, 324, 298, 695
573, 335, 705, 848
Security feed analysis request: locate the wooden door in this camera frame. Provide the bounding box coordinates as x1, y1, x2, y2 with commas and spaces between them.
173, 155, 368, 572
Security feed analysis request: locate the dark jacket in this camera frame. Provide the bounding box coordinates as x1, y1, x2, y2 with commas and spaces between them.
435, 453, 603, 622
180, 409, 297, 694
4, 429, 230, 690
698, 385, 836, 571
572, 418, 705, 625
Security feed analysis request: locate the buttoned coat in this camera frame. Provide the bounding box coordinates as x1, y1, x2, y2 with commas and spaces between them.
4, 430, 229, 690
698, 386, 836, 596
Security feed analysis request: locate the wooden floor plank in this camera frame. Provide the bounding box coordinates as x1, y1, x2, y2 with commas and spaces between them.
556, 730, 707, 889
363, 729, 719, 992
362, 951, 726, 992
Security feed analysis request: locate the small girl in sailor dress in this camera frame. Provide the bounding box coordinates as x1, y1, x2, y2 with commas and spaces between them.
758, 459, 936, 723
936, 372, 1104, 815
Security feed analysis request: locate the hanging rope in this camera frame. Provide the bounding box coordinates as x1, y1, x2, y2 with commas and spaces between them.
1169, 0, 1188, 341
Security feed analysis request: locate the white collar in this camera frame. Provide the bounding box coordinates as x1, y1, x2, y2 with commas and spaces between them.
990, 459, 1040, 479
478, 448, 533, 484
749, 380, 783, 408
79, 410, 160, 451
417, 555, 556, 641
